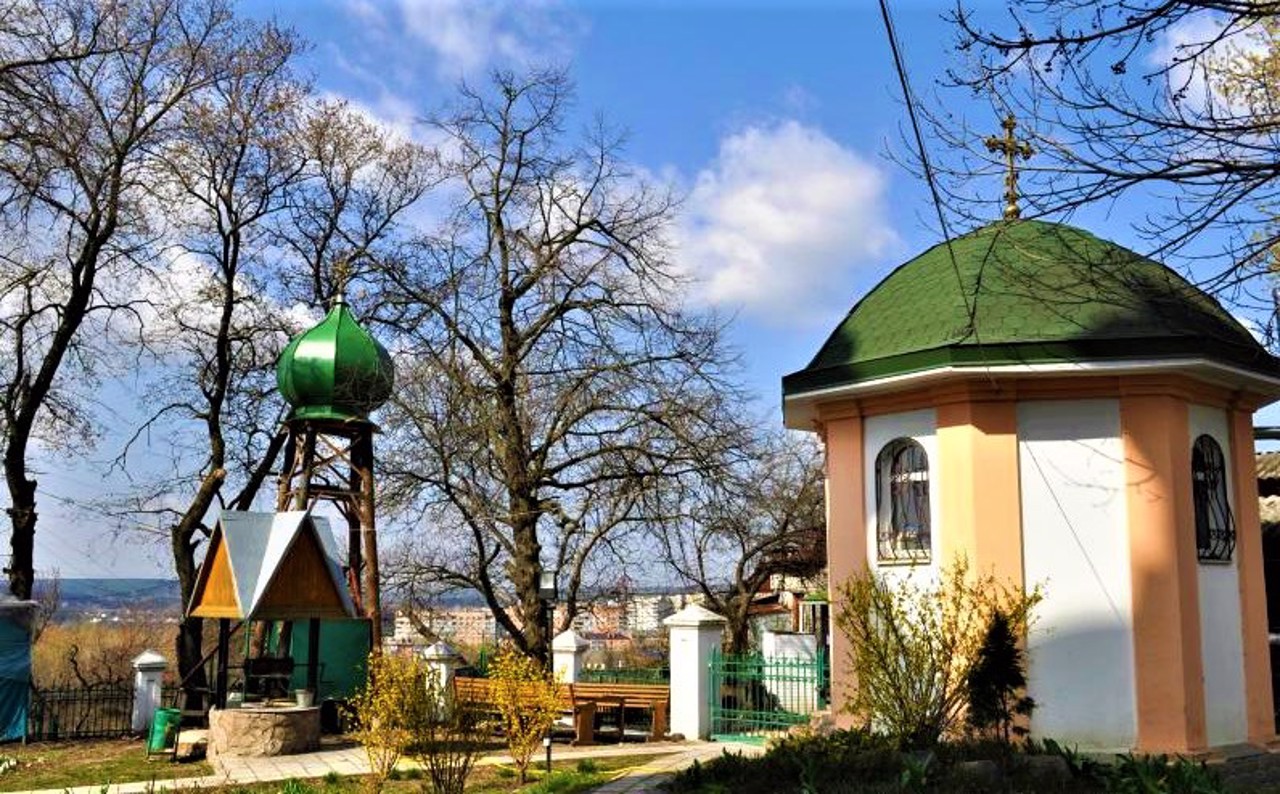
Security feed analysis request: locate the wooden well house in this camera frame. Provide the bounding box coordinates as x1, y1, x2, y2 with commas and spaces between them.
187, 510, 355, 707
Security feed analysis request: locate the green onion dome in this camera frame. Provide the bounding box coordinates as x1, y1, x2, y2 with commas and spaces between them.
276, 296, 395, 421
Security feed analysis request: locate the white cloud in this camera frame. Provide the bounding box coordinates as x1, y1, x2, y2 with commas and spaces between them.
390, 0, 575, 78
1149, 15, 1220, 109
317, 89, 423, 147
1147, 13, 1265, 114
675, 121, 895, 324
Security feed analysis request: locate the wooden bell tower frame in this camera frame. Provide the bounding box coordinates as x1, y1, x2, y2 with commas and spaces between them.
275, 417, 382, 648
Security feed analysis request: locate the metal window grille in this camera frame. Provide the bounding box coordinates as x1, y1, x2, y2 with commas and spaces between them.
1192, 434, 1235, 562
876, 438, 930, 563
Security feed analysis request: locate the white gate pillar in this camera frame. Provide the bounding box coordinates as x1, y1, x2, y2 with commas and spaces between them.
664, 604, 726, 740
552, 629, 589, 683
131, 650, 168, 733
422, 641, 464, 695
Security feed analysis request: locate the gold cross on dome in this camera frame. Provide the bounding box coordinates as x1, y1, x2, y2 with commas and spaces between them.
332, 257, 351, 304
985, 114, 1034, 220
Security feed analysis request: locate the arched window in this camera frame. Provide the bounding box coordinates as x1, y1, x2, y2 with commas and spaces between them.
875, 438, 930, 563
1192, 434, 1235, 563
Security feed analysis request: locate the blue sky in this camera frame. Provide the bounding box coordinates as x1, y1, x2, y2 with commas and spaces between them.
246, 0, 968, 403
26, 1, 1275, 578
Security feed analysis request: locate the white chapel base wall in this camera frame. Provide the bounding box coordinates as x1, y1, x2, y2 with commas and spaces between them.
1018, 399, 1137, 750
1189, 404, 1248, 746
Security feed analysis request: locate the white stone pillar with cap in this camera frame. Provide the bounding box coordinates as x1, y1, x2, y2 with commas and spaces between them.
552, 629, 589, 683
422, 641, 464, 696
131, 649, 168, 733
664, 603, 726, 740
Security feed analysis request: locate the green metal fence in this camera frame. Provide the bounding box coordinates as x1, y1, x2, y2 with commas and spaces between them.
709, 649, 829, 744
578, 667, 668, 684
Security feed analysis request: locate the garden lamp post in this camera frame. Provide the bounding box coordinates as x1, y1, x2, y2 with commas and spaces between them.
539, 567, 558, 775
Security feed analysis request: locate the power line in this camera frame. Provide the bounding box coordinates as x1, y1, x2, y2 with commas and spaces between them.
877, 0, 973, 323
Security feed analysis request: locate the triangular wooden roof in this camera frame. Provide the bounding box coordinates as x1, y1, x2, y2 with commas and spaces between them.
187, 511, 356, 621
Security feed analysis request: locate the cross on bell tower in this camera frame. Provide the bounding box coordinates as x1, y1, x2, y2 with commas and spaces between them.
985, 114, 1034, 220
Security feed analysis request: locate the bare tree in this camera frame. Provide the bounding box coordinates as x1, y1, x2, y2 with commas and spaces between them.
0, 0, 257, 599
30, 567, 59, 643
110, 21, 305, 701
931, 1, 1280, 320
110, 43, 432, 694
274, 99, 435, 309
378, 70, 739, 660
654, 429, 825, 653
0, 1, 117, 80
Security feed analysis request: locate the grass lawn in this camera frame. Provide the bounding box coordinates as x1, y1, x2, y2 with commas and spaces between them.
217, 753, 674, 794
0, 738, 672, 794
0, 737, 213, 792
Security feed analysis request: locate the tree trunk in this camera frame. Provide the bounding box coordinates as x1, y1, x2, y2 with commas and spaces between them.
511, 517, 546, 661
175, 616, 208, 711
727, 614, 752, 655
4, 473, 36, 599
3, 227, 106, 600
174, 530, 208, 706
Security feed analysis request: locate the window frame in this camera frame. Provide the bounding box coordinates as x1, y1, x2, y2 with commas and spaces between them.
1192, 433, 1235, 564
874, 437, 932, 564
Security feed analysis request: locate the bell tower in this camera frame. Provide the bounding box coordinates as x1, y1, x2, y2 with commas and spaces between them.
274, 289, 395, 647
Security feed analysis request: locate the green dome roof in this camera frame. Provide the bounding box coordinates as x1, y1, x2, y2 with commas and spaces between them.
276, 297, 395, 421
783, 220, 1280, 397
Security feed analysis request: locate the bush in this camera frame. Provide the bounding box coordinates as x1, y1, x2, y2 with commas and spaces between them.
667, 729, 902, 794
33, 620, 175, 687
833, 559, 1041, 749
1035, 740, 1226, 794
410, 673, 488, 794
1107, 754, 1223, 794
668, 728, 1227, 794
350, 652, 431, 793
965, 609, 1035, 746
488, 646, 561, 784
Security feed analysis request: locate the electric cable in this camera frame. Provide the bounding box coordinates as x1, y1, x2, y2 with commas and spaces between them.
877, 0, 974, 323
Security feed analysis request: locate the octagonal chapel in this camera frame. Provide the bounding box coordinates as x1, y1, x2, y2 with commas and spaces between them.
784, 219, 1280, 753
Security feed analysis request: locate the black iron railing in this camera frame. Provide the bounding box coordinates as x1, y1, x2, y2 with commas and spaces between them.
25, 684, 182, 741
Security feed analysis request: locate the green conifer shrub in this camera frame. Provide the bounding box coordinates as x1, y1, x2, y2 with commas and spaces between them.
964, 609, 1035, 746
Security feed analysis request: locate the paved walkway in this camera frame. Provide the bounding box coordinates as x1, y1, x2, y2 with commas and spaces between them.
14, 738, 764, 794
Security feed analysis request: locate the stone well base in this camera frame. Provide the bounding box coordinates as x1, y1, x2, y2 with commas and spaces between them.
208, 706, 321, 761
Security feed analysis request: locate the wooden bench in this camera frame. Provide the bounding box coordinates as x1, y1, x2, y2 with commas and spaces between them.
453, 676, 571, 712
451, 677, 669, 746
565, 682, 669, 745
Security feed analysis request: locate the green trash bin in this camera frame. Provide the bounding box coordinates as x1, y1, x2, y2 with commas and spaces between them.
146, 707, 181, 754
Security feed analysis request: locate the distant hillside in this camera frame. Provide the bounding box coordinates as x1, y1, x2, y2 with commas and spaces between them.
39, 578, 181, 617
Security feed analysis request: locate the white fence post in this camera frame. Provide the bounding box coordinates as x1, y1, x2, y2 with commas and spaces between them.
131, 650, 168, 733
422, 641, 464, 695
664, 604, 726, 740
552, 629, 588, 683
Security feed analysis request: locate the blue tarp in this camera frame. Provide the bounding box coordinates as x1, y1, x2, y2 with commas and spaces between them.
0, 608, 33, 742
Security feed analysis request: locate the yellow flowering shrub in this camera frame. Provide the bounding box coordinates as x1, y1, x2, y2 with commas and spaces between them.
414, 672, 488, 794
350, 651, 430, 792
488, 646, 562, 784
834, 558, 1041, 749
